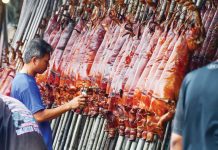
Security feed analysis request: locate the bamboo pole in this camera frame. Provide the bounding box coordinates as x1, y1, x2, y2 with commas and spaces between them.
146, 7, 154, 20
26, 0, 48, 43
0, 2, 5, 35
138, 4, 145, 22
166, 0, 176, 21
83, 116, 96, 149
2, 4, 8, 49
28, 0, 49, 42
132, 0, 139, 14
92, 117, 104, 150
0, 4, 8, 67
96, 119, 107, 150
115, 136, 125, 150
69, 114, 83, 150
11, 0, 29, 46
59, 112, 74, 149
122, 137, 128, 149
104, 138, 111, 150
22, 0, 40, 43
57, 0, 62, 8
158, 0, 168, 22
148, 135, 158, 150
109, 136, 118, 150
177, 7, 187, 28
81, 117, 94, 150
54, 112, 70, 150
52, 0, 59, 16
11, 0, 35, 49
142, 5, 149, 21
77, 116, 90, 150
161, 122, 171, 150
63, 113, 78, 150
52, 116, 61, 138
22, 0, 46, 52
63, 0, 68, 5
86, 115, 102, 150
127, 0, 134, 13
108, 0, 114, 12
136, 139, 145, 150
196, 0, 205, 9
43, 0, 50, 18
143, 142, 149, 150
53, 113, 65, 149
46, 0, 54, 17
125, 140, 132, 150
19, 0, 29, 24
38, 0, 52, 37
50, 118, 56, 130
134, 3, 142, 22
155, 140, 162, 150
99, 131, 108, 149
130, 139, 139, 150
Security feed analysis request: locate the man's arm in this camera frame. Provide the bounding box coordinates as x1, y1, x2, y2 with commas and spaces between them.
34, 95, 86, 122
170, 133, 183, 150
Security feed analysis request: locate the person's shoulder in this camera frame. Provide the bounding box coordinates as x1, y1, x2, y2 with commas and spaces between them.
182, 67, 205, 87
205, 61, 218, 71
14, 73, 32, 80
186, 64, 212, 79
189, 61, 218, 76
184, 62, 218, 85
0, 94, 30, 111
13, 73, 36, 87
183, 69, 198, 82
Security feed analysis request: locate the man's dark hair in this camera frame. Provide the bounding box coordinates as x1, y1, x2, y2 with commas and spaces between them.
23, 38, 53, 63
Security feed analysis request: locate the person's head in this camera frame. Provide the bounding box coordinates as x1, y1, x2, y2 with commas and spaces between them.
23, 38, 53, 74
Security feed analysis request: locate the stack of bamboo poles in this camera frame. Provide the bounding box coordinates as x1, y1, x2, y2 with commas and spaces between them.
0, 2, 8, 68
50, 113, 171, 150
9, 0, 65, 70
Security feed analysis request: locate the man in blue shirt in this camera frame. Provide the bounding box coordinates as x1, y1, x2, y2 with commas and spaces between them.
11, 38, 86, 150
170, 61, 218, 150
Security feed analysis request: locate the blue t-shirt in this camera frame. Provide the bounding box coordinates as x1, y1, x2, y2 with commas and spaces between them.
10, 73, 52, 150
173, 61, 218, 150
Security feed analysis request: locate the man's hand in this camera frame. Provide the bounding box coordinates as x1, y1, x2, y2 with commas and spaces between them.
67, 95, 87, 109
